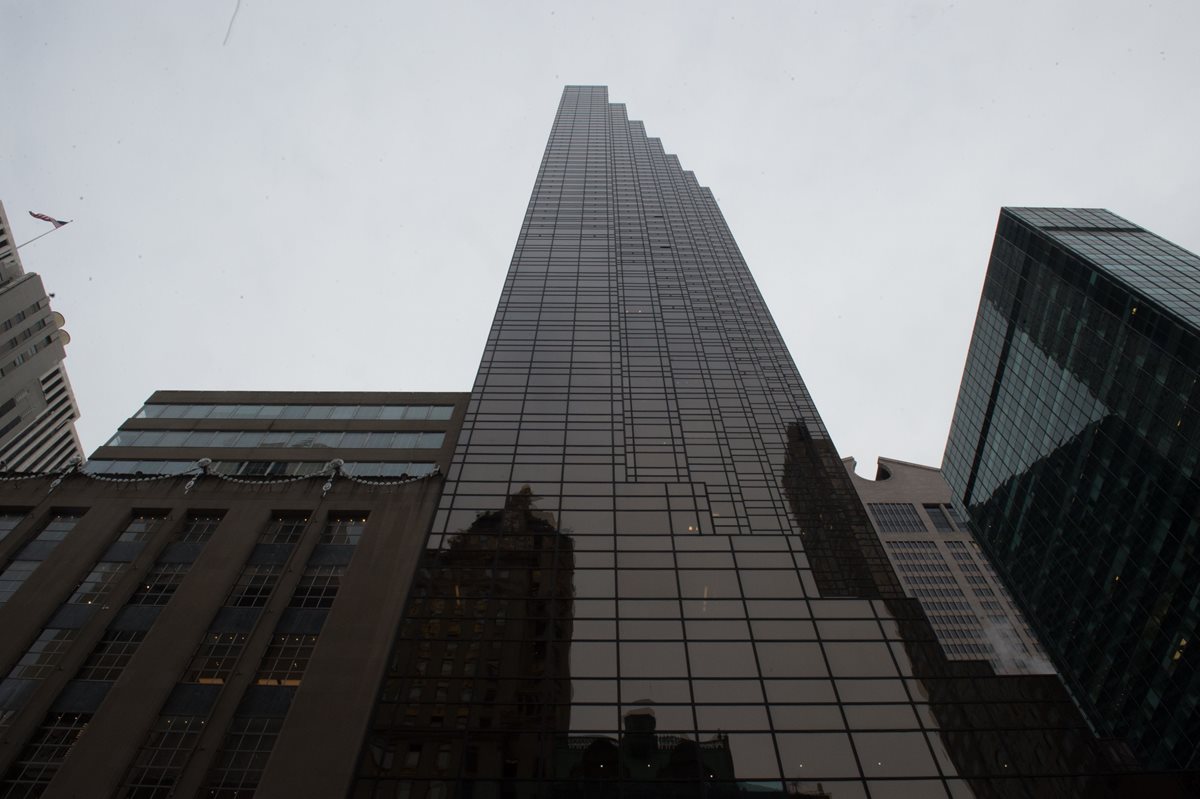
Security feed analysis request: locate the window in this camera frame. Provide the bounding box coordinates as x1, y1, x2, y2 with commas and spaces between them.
204, 716, 284, 796
178, 513, 224, 544
226, 565, 281, 607
866, 503, 927, 533
320, 514, 367, 545
121, 715, 205, 796
129, 564, 190, 606
32, 512, 83, 543
118, 513, 168, 542
259, 514, 308, 545
107, 428, 450, 450
77, 630, 146, 681
254, 634, 318, 686
923, 504, 955, 532
0, 712, 92, 794
0, 561, 39, 605
289, 566, 344, 609
184, 633, 248, 684
0, 511, 25, 544
136, 402, 457, 420
68, 562, 127, 605
5, 629, 77, 680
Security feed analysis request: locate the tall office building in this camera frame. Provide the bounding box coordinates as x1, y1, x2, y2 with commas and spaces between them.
351, 88, 1152, 797
943, 208, 1200, 770
843, 456, 1046, 674
0, 202, 83, 472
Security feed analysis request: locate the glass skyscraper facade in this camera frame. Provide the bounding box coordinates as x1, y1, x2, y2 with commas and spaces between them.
352, 90, 1138, 797
943, 208, 1200, 771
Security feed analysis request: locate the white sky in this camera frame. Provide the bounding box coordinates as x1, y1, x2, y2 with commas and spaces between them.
3, 1, 1197, 475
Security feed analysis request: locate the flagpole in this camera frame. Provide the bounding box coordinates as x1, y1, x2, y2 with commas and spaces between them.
17, 221, 72, 250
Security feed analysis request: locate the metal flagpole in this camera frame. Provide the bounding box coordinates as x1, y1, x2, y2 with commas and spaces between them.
17, 221, 72, 250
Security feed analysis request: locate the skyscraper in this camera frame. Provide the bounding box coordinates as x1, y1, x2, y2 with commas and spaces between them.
0, 202, 83, 472
942, 207, 1200, 771
351, 88, 1145, 797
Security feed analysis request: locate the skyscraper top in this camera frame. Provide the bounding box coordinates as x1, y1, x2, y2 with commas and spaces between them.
1001, 206, 1200, 328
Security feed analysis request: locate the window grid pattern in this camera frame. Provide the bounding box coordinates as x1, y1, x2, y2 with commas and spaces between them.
120, 715, 205, 798
0, 712, 91, 796
136, 402, 454, 421
204, 716, 284, 797
117, 514, 167, 543
866, 503, 927, 533
354, 89, 1106, 793
67, 562, 127, 605
177, 513, 224, 544
259, 515, 308, 545
76, 630, 146, 681
4, 629, 77, 681
128, 564, 190, 606
320, 514, 367, 545
288, 566, 344, 609
84, 460, 437, 479
225, 565, 281, 608
105, 429, 445, 450
0, 514, 81, 605
254, 634, 318, 686
183, 633, 248, 685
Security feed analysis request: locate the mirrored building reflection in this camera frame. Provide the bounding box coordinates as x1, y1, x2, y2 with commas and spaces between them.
353, 89, 1195, 797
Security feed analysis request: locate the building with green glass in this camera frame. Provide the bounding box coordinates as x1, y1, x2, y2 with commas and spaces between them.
942, 207, 1200, 771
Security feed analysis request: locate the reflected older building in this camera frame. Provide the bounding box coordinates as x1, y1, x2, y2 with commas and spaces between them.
943, 208, 1200, 771
352, 90, 1194, 797
360, 487, 575, 791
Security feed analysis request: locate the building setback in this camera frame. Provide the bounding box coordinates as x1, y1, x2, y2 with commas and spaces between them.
844, 456, 1047, 674
0, 202, 83, 472
943, 208, 1200, 771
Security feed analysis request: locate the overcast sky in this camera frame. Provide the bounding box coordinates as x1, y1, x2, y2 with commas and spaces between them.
3, 1, 1197, 475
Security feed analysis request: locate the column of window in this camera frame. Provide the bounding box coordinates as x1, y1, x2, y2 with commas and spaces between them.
175, 514, 222, 544
0, 630, 77, 727
202, 716, 284, 799
252, 514, 364, 687
118, 715, 205, 799
0, 711, 91, 796
74, 513, 226, 687
206, 514, 366, 794
0, 514, 164, 731
119, 514, 308, 796
0, 513, 83, 605
65, 514, 169, 607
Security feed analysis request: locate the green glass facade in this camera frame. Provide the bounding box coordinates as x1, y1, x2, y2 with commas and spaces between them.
943, 208, 1200, 770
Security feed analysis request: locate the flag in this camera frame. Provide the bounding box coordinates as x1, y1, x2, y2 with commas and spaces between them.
29, 211, 69, 229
